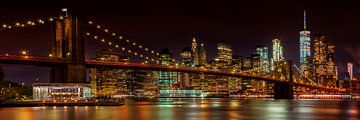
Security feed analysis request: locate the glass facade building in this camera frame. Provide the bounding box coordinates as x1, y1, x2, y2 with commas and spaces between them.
271, 38, 284, 70
300, 11, 311, 69
33, 83, 91, 100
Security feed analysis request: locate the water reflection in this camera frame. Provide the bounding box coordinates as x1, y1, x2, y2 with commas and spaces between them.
0, 99, 359, 120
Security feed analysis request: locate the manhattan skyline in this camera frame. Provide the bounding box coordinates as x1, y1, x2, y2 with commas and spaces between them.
0, 0, 359, 84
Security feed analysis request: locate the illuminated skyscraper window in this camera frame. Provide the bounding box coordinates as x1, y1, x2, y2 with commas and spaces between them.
271, 38, 284, 70
216, 43, 233, 64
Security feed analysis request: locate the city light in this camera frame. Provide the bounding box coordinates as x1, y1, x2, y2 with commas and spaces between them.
0, 9, 357, 120
20, 50, 28, 56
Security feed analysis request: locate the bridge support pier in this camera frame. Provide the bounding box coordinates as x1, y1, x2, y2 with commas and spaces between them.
273, 60, 294, 99
274, 82, 293, 99
50, 13, 86, 83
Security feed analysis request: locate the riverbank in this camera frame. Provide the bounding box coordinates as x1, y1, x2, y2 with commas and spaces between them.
0, 99, 124, 107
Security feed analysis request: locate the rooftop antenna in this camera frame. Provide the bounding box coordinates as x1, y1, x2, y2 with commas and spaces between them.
304, 10, 307, 30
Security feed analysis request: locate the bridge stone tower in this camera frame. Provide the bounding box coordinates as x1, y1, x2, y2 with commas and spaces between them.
273, 60, 294, 99
50, 10, 86, 83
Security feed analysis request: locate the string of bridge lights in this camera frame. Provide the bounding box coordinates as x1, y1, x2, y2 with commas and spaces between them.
86, 20, 160, 56
293, 64, 317, 85
1, 18, 47, 30
239, 63, 286, 74
0, 15, 90, 31
240, 66, 270, 73
85, 32, 158, 63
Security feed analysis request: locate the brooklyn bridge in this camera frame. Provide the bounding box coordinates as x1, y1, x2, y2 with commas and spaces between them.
0, 9, 347, 99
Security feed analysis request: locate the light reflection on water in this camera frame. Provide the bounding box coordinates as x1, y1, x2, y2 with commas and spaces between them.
0, 98, 359, 120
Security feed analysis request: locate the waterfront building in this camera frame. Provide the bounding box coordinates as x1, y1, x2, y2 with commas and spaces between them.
300, 11, 311, 71
158, 48, 182, 94
158, 48, 174, 90
90, 50, 128, 98
143, 71, 159, 97
159, 90, 206, 97
228, 77, 242, 95
33, 83, 91, 100
127, 70, 146, 97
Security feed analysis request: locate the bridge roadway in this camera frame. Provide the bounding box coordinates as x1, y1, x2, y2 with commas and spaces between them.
0, 54, 346, 93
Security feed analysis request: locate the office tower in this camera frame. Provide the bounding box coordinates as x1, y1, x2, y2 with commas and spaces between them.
232, 55, 243, 71
271, 38, 284, 70
314, 35, 327, 84
313, 34, 338, 86
158, 48, 174, 66
300, 11, 311, 71
158, 48, 174, 90
216, 43, 233, 65
127, 70, 146, 96
347, 62, 353, 80
143, 71, 159, 97
326, 42, 337, 86
256, 45, 270, 73
191, 37, 199, 66
199, 43, 208, 66
180, 47, 193, 67
90, 50, 127, 98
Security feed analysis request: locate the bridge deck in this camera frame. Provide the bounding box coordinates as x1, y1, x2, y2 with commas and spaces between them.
0, 54, 346, 93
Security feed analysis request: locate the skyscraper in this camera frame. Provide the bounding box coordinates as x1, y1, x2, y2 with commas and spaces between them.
314, 35, 327, 82
180, 47, 193, 67
271, 38, 284, 70
191, 37, 199, 66
313, 34, 338, 86
256, 45, 270, 73
90, 50, 128, 98
326, 42, 337, 86
216, 43, 233, 65
158, 48, 174, 90
199, 43, 207, 66
347, 62, 354, 80
300, 11, 311, 70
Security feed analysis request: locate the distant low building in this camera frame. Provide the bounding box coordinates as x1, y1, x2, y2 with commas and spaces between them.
33, 83, 91, 100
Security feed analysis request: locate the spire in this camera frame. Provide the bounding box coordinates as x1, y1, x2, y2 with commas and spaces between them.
303, 10, 307, 30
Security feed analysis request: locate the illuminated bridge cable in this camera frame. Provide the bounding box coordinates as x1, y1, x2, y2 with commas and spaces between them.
86, 20, 160, 56
0, 17, 57, 31
293, 64, 317, 85
85, 32, 158, 63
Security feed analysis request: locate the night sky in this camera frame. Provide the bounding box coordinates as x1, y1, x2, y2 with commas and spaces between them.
1, 0, 360, 84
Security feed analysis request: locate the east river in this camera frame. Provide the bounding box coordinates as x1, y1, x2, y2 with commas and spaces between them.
0, 98, 359, 120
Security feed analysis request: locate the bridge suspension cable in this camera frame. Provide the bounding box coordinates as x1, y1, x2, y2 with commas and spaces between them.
0, 17, 55, 31
85, 32, 158, 64
86, 20, 160, 56
293, 64, 317, 85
